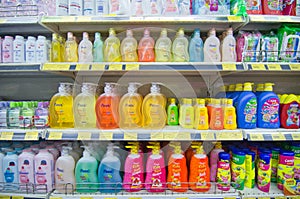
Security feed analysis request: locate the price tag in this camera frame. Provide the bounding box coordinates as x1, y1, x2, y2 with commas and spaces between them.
12, 196, 24, 199
109, 64, 123, 70
216, 132, 241, 140
222, 63, 237, 70
249, 133, 264, 141
227, 16, 243, 22
0, 19, 6, 23
77, 16, 91, 22
124, 132, 137, 140
176, 198, 188, 199
126, 64, 139, 70
47, 132, 62, 140
91, 64, 105, 70
250, 15, 265, 21
175, 132, 191, 140
151, 133, 164, 140
0, 196, 10, 199
59, 16, 76, 22
272, 133, 286, 141
292, 134, 300, 140
289, 64, 300, 70
24, 131, 39, 140
258, 197, 270, 199
0, 132, 13, 140
80, 197, 93, 199
164, 132, 178, 140
100, 132, 113, 140
128, 198, 142, 199
43, 63, 70, 71
50, 197, 63, 199
244, 198, 256, 199
224, 197, 236, 199
274, 197, 286, 199
200, 132, 215, 140
104, 198, 117, 199
77, 132, 91, 140
267, 63, 282, 70
251, 63, 266, 70
76, 63, 90, 70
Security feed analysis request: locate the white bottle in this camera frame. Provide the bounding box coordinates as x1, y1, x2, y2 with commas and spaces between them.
18, 149, 35, 191
13, 35, 25, 63
204, 28, 221, 62
55, 147, 75, 193
56, 0, 69, 15
221, 28, 237, 62
2, 36, 14, 63
0, 151, 5, 185
36, 36, 49, 63
78, 32, 93, 62
26, 36, 36, 63
95, 0, 108, 15
84, 0, 95, 15
69, 0, 83, 15
3, 151, 19, 190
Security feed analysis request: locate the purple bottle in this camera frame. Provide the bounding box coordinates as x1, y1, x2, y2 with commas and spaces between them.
34, 102, 49, 129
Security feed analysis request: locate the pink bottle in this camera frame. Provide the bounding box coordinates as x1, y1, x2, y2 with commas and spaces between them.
210, 142, 224, 182
2, 36, 13, 63
34, 149, 54, 193
18, 149, 35, 191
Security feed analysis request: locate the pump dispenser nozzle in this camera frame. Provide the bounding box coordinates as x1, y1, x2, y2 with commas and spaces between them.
191, 142, 205, 154
150, 83, 161, 93
128, 82, 142, 93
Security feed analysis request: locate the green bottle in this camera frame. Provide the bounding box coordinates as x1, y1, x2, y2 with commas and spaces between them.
231, 151, 246, 190
19, 102, 34, 128
167, 98, 179, 125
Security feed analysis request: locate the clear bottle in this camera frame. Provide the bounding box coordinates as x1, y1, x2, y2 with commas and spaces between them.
138, 29, 155, 62
0, 102, 8, 128
51, 33, 61, 62
13, 35, 25, 63
121, 29, 138, 62
104, 28, 121, 62
93, 32, 104, 62
58, 36, 66, 62
36, 35, 49, 63
26, 36, 36, 63
78, 32, 93, 62
34, 102, 49, 129
2, 36, 14, 63
65, 32, 78, 62
189, 29, 204, 62
172, 28, 189, 62
155, 28, 172, 62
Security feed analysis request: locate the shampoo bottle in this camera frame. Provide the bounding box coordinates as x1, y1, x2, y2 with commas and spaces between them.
121, 29, 138, 62
216, 152, 231, 191
231, 150, 246, 190
3, 151, 19, 190
104, 28, 121, 62
155, 28, 172, 62
257, 153, 271, 192
138, 29, 155, 62
221, 28, 237, 62
194, 98, 209, 130
78, 32, 93, 62
210, 142, 224, 182
167, 98, 179, 126
204, 28, 221, 62
189, 29, 204, 62
280, 94, 300, 129
223, 99, 237, 130
172, 28, 189, 62
209, 99, 224, 130
51, 33, 61, 62
179, 98, 194, 129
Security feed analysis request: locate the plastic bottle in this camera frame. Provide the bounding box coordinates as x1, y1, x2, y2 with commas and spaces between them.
178, 0, 191, 15
189, 142, 210, 192
257, 83, 280, 128
245, 151, 255, 188
255, 83, 264, 97
78, 32, 93, 62
2, 36, 14, 63
231, 83, 243, 106
142, 83, 167, 129
226, 84, 235, 98
291, 143, 300, 183
0, 102, 8, 128
204, 28, 221, 62
74, 83, 97, 128
34, 149, 54, 192
58, 36, 65, 62
179, 98, 194, 129
51, 33, 61, 62
36, 36, 48, 63
216, 152, 231, 191
121, 29, 138, 62
257, 153, 271, 193
138, 29, 155, 62
131, 0, 144, 16
277, 150, 294, 190
3, 151, 19, 190
7, 102, 20, 129
108, 0, 130, 15
123, 142, 144, 192
93, 32, 104, 62
83, 0, 95, 15
162, 0, 179, 15
155, 28, 172, 62
210, 142, 224, 182
119, 83, 143, 129
194, 98, 209, 130
56, 0, 68, 15
221, 28, 236, 62
34, 102, 49, 129
69, 0, 83, 15
189, 29, 204, 62
0, 150, 4, 186
25, 36, 36, 63
167, 98, 179, 126
223, 99, 237, 130
13, 35, 25, 63
49, 83, 74, 128
95, 0, 108, 15
172, 28, 189, 62
231, 150, 246, 190
104, 28, 121, 62
167, 142, 188, 192
262, 0, 283, 14
65, 32, 78, 62
75, 146, 98, 193
95, 82, 119, 129
18, 149, 35, 191
236, 82, 257, 129
210, 99, 224, 130
280, 94, 299, 129
271, 147, 280, 183
19, 102, 34, 129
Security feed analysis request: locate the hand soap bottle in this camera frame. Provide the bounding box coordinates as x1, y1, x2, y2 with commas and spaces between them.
138, 29, 155, 62
121, 29, 138, 62
155, 28, 172, 62
172, 28, 189, 62
104, 28, 121, 62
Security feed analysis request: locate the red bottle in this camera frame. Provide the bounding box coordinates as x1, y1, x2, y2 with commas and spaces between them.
280, 94, 300, 129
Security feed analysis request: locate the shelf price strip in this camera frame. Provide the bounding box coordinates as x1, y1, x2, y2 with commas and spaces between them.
289, 64, 300, 70
267, 63, 282, 71
222, 63, 237, 70
271, 133, 286, 141
126, 64, 140, 70
248, 133, 264, 141
12, 197, 24, 199
200, 132, 215, 140
292, 133, 300, 140
100, 132, 113, 140
251, 63, 266, 70
42, 63, 71, 71
77, 132, 92, 140
47, 131, 63, 140
24, 131, 39, 140
124, 132, 138, 140
0, 132, 14, 140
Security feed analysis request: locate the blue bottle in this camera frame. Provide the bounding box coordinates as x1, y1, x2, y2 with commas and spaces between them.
98, 144, 122, 193
236, 82, 257, 129
257, 83, 280, 128
255, 84, 264, 97
231, 83, 243, 107
226, 84, 236, 99
189, 29, 204, 62
3, 151, 19, 190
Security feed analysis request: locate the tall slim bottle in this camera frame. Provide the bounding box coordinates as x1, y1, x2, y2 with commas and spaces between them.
65, 32, 78, 62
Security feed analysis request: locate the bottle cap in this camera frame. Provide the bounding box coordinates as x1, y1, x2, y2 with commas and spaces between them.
247, 151, 256, 161
150, 82, 161, 93
126, 29, 133, 37
215, 99, 221, 105
67, 32, 73, 40
235, 83, 243, 91
243, 82, 253, 91
226, 98, 233, 105
280, 150, 294, 156
95, 32, 101, 40
15, 35, 24, 40
259, 153, 271, 165
186, 98, 192, 105
196, 98, 205, 105
82, 82, 98, 93
83, 32, 89, 39
256, 84, 264, 92
178, 28, 184, 36
128, 82, 141, 93
5, 36, 13, 40
144, 28, 150, 36
160, 28, 167, 36
191, 142, 205, 154
38, 35, 46, 40
169, 98, 176, 104
228, 84, 235, 91
264, 83, 274, 91
28, 36, 36, 41
219, 152, 230, 161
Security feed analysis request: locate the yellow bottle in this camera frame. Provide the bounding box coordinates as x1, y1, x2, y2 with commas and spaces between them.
74, 83, 97, 128
142, 83, 167, 129
223, 98, 237, 130
119, 83, 143, 129
65, 32, 78, 62
194, 99, 209, 130
120, 30, 138, 62
104, 28, 121, 62
51, 33, 61, 62
49, 83, 74, 128
179, 98, 194, 129
58, 36, 65, 62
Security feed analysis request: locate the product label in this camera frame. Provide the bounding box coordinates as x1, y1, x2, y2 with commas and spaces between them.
165, 0, 178, 13
35, 160, 49, 184
156, 41, 171, 61
124, 100, 140, 125
294, 156, 300, 180
271, 157, 279, 182
207, 43, 219, 61
150, 0, 159, 14
130, 161, 143, 189
4, 161, 16, 183
3, 41, 13, 62
244, 36, 260, 62
246, 0, 261, 10
77, 102, 88, 125
69, 1, 82, 13
79, 168, 91, 182
19, 110, 33, 128
96, 0, 105, 14
110, 0, 120, 13
54, 97, 74, 123
262, 37, 278, 62
286, 102, 300, 127
184, 109, 193, 125
8, 109, 20, 127
216, 161, 231, 190
267, 0, 283, 10
169, 159, 183, 188
105, 41, 120, 62
36, 43, 46, 62
13, 42, 24, 62
151, 161, 163, 188
244, 98, 257, 123
224, 108, 235, 125
257, 161, 271, 192
98, 98, 118, 126
245, 154, 255, 188
0, 109, 7, 128
231, 157, 246, 189
261, 98, 279, 123
123, 41, 137, 62
277, 156, 294, 190
19, 159, 33, 183
139, 40, 154, 62
144, 98, 165, 127
195, 161, 209, 188
34, 115, 49, 128
26, 43, 36, 62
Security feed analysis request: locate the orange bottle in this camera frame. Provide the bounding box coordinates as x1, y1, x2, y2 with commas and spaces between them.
95, 83, 120, 129
189, 142, 211, 192
138, 29, 155, 62
167, 142, 188, 192
209, 99, 224, 130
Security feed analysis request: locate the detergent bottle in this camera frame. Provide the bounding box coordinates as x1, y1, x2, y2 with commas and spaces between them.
257, 153, 272, 193
78, 32, 93, 62
74, 83, 97, 128
223, 99, 237, 130
189, 142, 210, 192
167, 142, 188, 192
138, 29, 155, 62
255, 84, 264, 97
119, 83, 143, 129
55, 146, 75, 194
167, 98, 179, 126
93, 32, 104, 62
18, 149, 34, 191
121, 29, 138, 62
210, 99, 224, 130
75, 146, 98, 193
142, 83, 167, 129
95, 83, 119, 129
271, 147, 280, 182
236, 82, 257, 129
104, 28, 121, 62
194, 98, 209, 130
227, 84, 236, 98
189, 28, 204, 62
245, 151, 256, 189
291, 143, 300, 183
210, 142, 224, 182
204, 28, 221, 62
280, 94, 300, 129
98, 144, 122, 193
172, 28, 189, 62
216, 152, 231, 191
257, 83, 280, 128
65, 32, 78, 62
3, 151, 19, 190
155, 28, 172, 62
123, 142, 144, 192
49, 83, 74, 128
231, 83, 243, 106
145, 144, 166, 192
179, 98, 194, 129
221, 28, 237, 62
277, 150, 294, 190
231, 150, 246, 190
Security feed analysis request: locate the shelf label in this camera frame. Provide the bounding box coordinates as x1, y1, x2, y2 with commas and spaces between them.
216, 131, 242, 140
224, 197, 237, 199
274, 197, 286, 199
100, 132, 113, 140
176, 198, 188, 199
258, 197, 270, 199
267, 63, 282, 70
50, 197, 62, 199
164, 132, 178, 140
77, 132, 91, 140
151, 132, 164, 140
175, 132, 191, 140
48, 132, 63, 140
244, 198, 256, 199
272, 133, 286, 141
109, 64, 123, 70
0, 196, 10, 199
104, 198, 117, 199
80, 197, 93, 199
200, 132, 215, 140
24, 131, 39, 140
251, 63, 266, 70
249, 133, 264, 141
77, 16, 91, 22
128, 198, 142, 199
126, 64, 139, 70
43, 63, 70, 71
227, 16, 242, 22
250, 15, 265, 21
76, 63, 90, 70
124, 132, 137, 140
292, 134, 300, 140
0, 132, 13, 140
12, 196, 24, 199
91, 64, 105, 70
289, 64, 300, 70
222, 63, 237, 70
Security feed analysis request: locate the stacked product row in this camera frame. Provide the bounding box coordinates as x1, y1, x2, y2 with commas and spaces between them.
0, 141, 299, 195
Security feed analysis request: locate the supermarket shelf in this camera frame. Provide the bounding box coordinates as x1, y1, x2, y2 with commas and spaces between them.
0, 192, 46, 199
246, 63, 298, 71
241, 183, 284, 198
244, 129, 300, 141
0, 129, 41, 141
0, 63, 41, 72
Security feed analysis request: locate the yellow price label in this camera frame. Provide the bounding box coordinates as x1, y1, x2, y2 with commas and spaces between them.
126, 64, 139, 70
128, 198, 142, 199
100, 132, 113, 140
216, 132, 241, 140
227, 16, 242, 22
249, 133, 264, 141
175, 132, 191, 140
76, 16, 91, 22
77, 132, 91, 140
104, 198, 117, 199
0, 132, 13, 140
244, 198, 256, 199
50, 197, 63, 199
76, 63, 90, 70
224, 197, 236, 199
164, 132, 178, 140
259, 197, 270, 199
12, 196, 24, 199
292, 134, 300, 140
250, 15, 265, 21
109, 64, 123, 70
200, 132, 215, 140
222, 63, 237, 70
91, 64, 105, 70
47, 132, 62, 140
275, 197, 286, 199
176, 198, 188, 199
0, 19, 6, 23
124, 132, 138, 140
80, 197, 93, 199
0, 196, 10, 199
290, 64, 300, 70
151, 133, 164, 140
24, 131, 39, 140
251, 63, 266, 70
43, 63, 70, 71
272, 133, 286, 141
267, 63, 282, 71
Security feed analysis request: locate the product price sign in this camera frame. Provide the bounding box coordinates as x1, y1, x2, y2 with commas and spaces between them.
175, 132, 191, 140
0, 196, 10, 199
227, 16, 243, 22
91, 64, 105, 70
271, 133, 286, 141
80, 197, 93, 199
267, 63, 282, 71
258, 197, 270, 199
76, 63, 90, 71
250, 15, 265, 21
164, 132, 178, 140
24, 131, 39, 140
289, 64, 300, 70
251, 63, 266, 70
12, 196, 24, 199
176, 197, 188, 199
216, 131, 242, 140
200, 132, 215, 140
47, 131, 62, 140
222, 63, 237, 70
0, 132, 13, 140
100, 132, 113, 140
124, 132, 138, 140
109, 64, 123, 70
104, 198, 117, 199
249, 133, 264, 141
128, 198, 142, 199
126, 64, 140, 70
274, 197, 286, 199
224, 197, 237, 199
151, 132, 164, 140
42, 63, 70, 71
292, 134, 300, 140
77, 132, 91, 140
49, 197, 62, 199
244, 198, 256, 199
